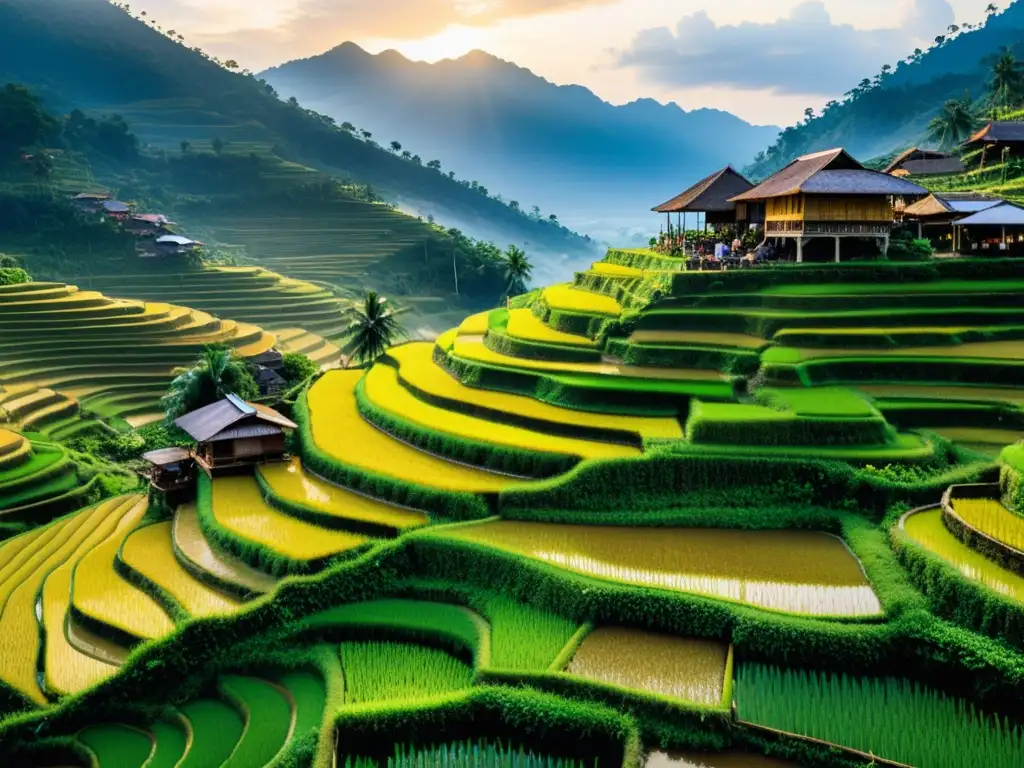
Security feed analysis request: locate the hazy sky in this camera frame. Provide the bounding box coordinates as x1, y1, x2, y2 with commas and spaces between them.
140, 0, 997, 125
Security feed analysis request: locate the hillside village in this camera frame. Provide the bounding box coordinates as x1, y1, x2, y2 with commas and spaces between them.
1, 1, 1024, 768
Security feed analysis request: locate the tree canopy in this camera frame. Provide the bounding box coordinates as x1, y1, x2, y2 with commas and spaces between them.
161, 345, 259, 422
341, 291, 406, 367
0, 83, 58, 159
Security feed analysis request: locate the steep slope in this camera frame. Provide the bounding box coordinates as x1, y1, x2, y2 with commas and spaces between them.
746, 3, 1024, 177
260, 43, 779, 235
0, 0, 597, 266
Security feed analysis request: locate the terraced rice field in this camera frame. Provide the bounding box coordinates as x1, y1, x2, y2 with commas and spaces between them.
952, 498, 1024, 553
457, 311, 492, 336
146, 719, 189, 768
542, 285, 622, 316
219, 675, 293, 767
773, 340, 1024, 363
0, 496, 140, 703
78, 723, 154, 768
72, 522, 175, 642
259, 458, 429, 533
437, 521, 881, 616
308, 370, 528, 493
480, 596, 578, 671
340, 641, 474, 704
364, 363, 638, 462
628, 330, 768, 349
506, 309, 598, 347
931, 428, 1023, 457
902, 509, 1024, 602
390, 343, 683, 441
279, 671, 326, 740
178, 699, 246, 768
120, 522, 240, 617
567, 628, 729, 705
589, 262, 648, 277
451, 336, 727, 382
210, 475, 369, 562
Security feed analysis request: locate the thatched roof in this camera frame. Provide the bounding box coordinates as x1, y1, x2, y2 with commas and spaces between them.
897, 157, 966, 176
652, 166, 753, 213
903, 192, 1002, 219
174, 394, 296, 443
731, 148, 926, 201
142, 447, 191, 467
883, 147, 951, 174
955, 201, 1024, 226
964, 121, 1024, 146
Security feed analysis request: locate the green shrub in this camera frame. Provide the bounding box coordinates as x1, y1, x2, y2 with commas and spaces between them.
0, 267, 30, 286
1000, 443, 1024, 514
281, 353, 319, 386
886, 235, 935, 262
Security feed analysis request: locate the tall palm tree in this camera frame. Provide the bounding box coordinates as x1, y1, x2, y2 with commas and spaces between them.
504, 246, 533, 297
161, 345, 258, 422
987, 47, 1024, 110
341, 291, 406, 367
927, 93, 978, 149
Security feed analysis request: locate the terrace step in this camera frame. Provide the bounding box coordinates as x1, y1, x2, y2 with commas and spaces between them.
177, 699, 246, 768
77, 724, 156, 768
217, 675, 295, 767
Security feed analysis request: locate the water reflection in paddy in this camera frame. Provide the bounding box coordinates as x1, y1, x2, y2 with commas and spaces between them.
646, 751, 800, 768
441, 521, 881, 617
902, 508, 1024, 602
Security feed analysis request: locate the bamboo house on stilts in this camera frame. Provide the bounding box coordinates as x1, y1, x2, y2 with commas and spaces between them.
652, 166, 757, 249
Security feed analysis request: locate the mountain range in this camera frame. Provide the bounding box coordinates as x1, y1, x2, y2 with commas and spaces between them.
259, 44, 780, 239
746, 2, 1024, 178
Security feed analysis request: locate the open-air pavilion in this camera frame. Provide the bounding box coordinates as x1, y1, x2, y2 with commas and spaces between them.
652, 166, 757, 244
901, 192, 1003, 252
953, 200, 1024, 256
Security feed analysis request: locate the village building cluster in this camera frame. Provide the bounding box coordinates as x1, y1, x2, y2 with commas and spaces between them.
69, 192, 204, 257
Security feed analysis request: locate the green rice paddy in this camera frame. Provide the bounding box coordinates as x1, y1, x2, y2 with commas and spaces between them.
177, 700, 245, 768
736, 664, 1024, 768
219, 676, 293, 768
340, 642, 475, 705
144, 720, 189, 768
77, 724, 153, 768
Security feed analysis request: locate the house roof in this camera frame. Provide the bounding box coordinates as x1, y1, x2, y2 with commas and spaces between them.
903, 192, 1003, 218
142, 447, 191, 467
883, 147, 953, 174
73, 192, 111, 200
730, 148, 924, 201
174, 395, 297, 442
965, 121, 1024, 145
955, 201, 1024, 226
102, 201, 131, 213
133, 213, 174, 225
156, 235, 196, 246
652, 166, 754, 213
897, 157, 966, 176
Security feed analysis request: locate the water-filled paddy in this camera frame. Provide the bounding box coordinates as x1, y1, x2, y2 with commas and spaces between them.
438, 521, 880, 616
646, 751, 799, 768
567, 627, 728, 705
902, 509, 1024, 601
951, 498, 1024, 553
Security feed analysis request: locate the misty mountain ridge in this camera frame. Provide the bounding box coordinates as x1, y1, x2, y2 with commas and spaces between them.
260, 43, 780, 237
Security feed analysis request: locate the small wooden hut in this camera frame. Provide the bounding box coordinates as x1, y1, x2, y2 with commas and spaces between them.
652, 166, 758, 235
902, 192, 1003, 251
962, 122, 1024, 166
954, 201, 1024, 256
141, 447, 195, 506
174, 394, 297, 476
729, 148, 927, 262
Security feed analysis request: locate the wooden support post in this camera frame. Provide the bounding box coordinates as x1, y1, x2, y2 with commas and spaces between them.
917, 222, 923, 239
1002, 224, 1007, 249
834, 236, 841, 263
796, 237, 804, 263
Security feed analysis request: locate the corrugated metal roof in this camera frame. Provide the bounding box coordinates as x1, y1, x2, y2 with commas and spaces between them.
205, 424, 283, 442
652, 166, 753, 213
948, 200, 1002, 213
142, 447, 191, 466
955, 201, 1024, 226
175, 396, 296, 442
102, 201, 130, 212
156, 235, 196, 246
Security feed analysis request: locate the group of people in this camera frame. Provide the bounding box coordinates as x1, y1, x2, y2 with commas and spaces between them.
691, 238, 777, 268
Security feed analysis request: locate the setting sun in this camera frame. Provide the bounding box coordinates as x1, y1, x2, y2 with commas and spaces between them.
368, 24, 488, 62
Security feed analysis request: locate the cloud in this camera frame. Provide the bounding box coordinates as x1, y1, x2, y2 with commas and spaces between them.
616, 0, 956, 97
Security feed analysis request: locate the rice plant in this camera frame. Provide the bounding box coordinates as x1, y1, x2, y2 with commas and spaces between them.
220, 676, 293, 768
506, 309, 597, 347
953, 498, 1024, 552
543, 284, 622, 316
342, 740, 598, 768
339, 641, 473, 705
736, 664, 1024, 768
478, 596, 577, 671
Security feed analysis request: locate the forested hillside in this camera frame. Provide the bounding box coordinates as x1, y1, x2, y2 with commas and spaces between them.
746, 1, 1024, 177
0, 0, 598, 270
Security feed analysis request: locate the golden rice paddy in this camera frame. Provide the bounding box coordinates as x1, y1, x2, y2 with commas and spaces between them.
0, 525, 47, 573
390, 343, 683, 441
457, 311, 492, 336
173, 503, 279, 595
363, 363, 638, 462
505, 309, 598, 347
438, 521, 880, 617
542, 285, 622, 316
567, 627, 729, 705
120, 523, 240, 618
72, 526, 175, 642
0, 429, 23, 453
589, 262, 646, 277
0, 497, 133, 703
952, 498, 1024, 553
628, 331, 768, 350
451, 337, 726, 381
903, 509, 1024, 602
259, 458, 428, 531
307, 370, 527, 493
210, 475, 369, 561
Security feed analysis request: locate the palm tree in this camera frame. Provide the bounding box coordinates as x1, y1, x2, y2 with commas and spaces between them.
340, 291, 406, 367
504, 246, 532, 297
161, 345, 258, 422
927, 93, 978, 149
987, 47, 1024, 110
